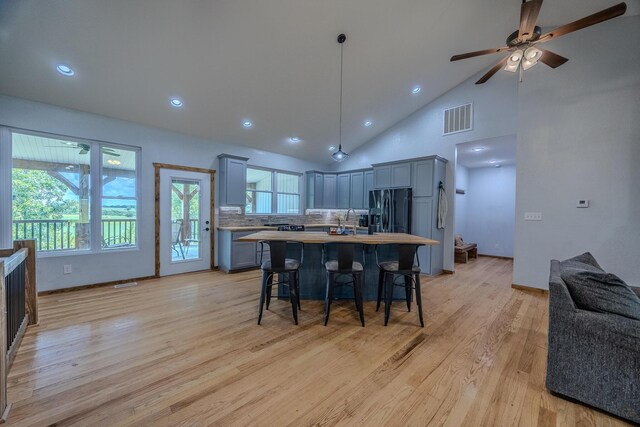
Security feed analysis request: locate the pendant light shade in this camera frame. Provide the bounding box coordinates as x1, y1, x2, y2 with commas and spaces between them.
331, 144, 348, 162
332, 33, 349, 162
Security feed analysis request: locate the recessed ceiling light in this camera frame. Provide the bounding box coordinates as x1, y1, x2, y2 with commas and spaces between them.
170, 98, 183, 108
364, 120, 373, 127
471, 147, 485, 152
56, 64, 75, 76
487, 159, 497, 164
289, 136, 301, 143
242, 120, 253, 128
107, 159, 121, 166
328, 146, 336, 151
411, 86, 421, 95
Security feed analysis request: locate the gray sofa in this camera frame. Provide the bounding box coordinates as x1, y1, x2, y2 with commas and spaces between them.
547, 259, 640, 424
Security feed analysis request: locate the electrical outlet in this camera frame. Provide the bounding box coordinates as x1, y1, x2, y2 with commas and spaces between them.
63, 264, 72, 274
524, 212, 543, 221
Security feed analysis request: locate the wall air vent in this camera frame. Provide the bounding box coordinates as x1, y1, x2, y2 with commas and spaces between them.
443, 102, 473, 135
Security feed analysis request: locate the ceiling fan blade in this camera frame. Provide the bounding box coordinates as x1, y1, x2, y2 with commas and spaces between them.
476, 56, 509, 84
519, 0, 543, 41
538, 49, 569, 68
538, 2, 627, 43
450, 46, 510, 62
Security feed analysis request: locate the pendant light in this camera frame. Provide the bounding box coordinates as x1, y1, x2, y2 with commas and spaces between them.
332, 33, 349, 162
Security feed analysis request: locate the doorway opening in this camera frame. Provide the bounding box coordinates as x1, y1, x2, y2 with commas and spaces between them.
455, 135, 516, 268
154, 163, 216, 277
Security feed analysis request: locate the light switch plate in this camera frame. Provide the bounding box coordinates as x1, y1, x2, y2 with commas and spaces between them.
63, 264, 72, 274
524, 212, 543, 221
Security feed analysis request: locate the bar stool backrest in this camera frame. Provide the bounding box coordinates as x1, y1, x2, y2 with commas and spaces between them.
337, 243, 356, 273
398, 244, 419, 272
267, 240, 287, 271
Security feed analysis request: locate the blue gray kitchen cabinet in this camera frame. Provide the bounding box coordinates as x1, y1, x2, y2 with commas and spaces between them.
217, 154, 248, 206
306, 171, 324, 209
218, 230, 258, 272
323, 174, 337, 209
349, 171, 365, 209
336, 173, 351, 209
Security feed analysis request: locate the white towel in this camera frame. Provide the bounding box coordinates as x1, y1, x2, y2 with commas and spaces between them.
437, 185, 448, 229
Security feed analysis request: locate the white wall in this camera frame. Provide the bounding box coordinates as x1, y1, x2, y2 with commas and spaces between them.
0, 95, 324, 291
330, 69, 519, 271
454, 165, 468, 239
466, 165, 515, 257
514, 16, 640, 288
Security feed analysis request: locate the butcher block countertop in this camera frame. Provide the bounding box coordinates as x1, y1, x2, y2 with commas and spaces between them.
237, 231, 439, 245
217, 224, 367, 232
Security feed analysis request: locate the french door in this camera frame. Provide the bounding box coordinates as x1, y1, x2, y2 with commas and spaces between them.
158, 167, 212, 276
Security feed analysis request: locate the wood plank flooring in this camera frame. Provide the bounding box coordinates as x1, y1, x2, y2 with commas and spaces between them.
5, 258, 633, 426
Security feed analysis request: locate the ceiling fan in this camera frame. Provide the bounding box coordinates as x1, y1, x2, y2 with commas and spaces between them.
45, 142, 121, 156
450, 0, 627, 84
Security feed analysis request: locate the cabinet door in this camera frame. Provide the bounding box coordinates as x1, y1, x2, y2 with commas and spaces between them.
323, 174, 337, 208
364, 170, 374, 208
413, 160, 434, 197
350, 171, 364, 209
314, 173, 324, 207
231, 232, 257, 269
225, 158, 247, 205
374, 166, 391, 189
336, 173, 351, 208
391, 163, 412, 188
412, 197, 433, 274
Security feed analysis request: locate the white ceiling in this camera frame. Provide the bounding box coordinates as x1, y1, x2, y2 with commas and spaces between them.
0, 0, 633, 164
457, 135, 517, 168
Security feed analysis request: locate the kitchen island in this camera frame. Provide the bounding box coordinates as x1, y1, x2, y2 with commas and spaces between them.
237, 231, 439, 300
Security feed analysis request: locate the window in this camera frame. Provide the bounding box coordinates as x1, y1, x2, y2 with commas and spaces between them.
245, 167, 301, 214
10, 130, 139, 253
101, 146, 138, 250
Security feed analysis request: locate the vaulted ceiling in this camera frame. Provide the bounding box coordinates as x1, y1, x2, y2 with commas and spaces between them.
0, 0, 631, 164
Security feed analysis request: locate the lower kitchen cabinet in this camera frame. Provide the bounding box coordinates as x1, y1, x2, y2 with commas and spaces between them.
218, 230, 259, 272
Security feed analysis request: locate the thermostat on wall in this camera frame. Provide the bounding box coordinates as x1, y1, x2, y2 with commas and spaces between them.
577, 199, 590, 208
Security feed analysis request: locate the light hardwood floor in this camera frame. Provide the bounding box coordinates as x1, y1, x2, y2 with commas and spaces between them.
6, 258, 632, 426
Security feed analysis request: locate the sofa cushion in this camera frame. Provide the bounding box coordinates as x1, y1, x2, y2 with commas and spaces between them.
560, 268, 640, 320
560, 252, 604, 272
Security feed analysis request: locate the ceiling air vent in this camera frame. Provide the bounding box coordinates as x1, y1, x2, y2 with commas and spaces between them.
443, 102, 473, 135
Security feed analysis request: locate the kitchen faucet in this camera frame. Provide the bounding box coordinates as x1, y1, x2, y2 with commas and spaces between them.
345, 208, 358, 235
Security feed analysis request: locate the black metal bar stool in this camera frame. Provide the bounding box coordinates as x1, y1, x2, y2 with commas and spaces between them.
257, 240, 303, 325
322, 243, 365, 327
375, 244, 425, 327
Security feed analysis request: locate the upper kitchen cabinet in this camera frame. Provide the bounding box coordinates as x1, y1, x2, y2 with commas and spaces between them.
412, 159, 434, 197
218, 154, 248, 206
323, 174, 337, 209
412, 156, 448, 197
336, 173, 351, 209
373, 161, 412, 189
349, 171, 365, 209
364, 170, 374, 207
306, 171, 324, 209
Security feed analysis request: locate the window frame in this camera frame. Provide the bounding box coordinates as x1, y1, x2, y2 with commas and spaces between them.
4, 126, 142, 257
245, 165, 302, 215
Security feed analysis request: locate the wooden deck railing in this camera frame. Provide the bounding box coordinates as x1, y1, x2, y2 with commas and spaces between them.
0, 240, 38, 422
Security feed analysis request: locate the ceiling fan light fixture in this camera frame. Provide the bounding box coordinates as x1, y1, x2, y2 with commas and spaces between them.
504, 49, 523, 72
521, 58, 536, 71
524, 46, 541, 61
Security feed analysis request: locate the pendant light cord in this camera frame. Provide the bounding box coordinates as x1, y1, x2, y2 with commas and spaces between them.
339, 40, 344, 149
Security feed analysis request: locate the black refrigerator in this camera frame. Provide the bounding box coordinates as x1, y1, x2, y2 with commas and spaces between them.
369, 188, 412, 233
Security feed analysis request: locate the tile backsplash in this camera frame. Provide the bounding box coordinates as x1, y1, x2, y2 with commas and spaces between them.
218, 209, 368, 227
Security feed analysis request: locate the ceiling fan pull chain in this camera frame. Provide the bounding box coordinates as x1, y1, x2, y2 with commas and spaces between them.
519, 66, 524, 83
